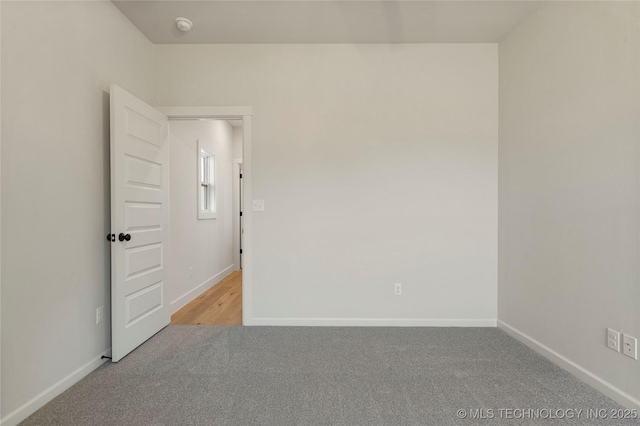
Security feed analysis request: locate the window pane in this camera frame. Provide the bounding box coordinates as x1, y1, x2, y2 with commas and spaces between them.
210, 186, 215, 212
200, 184, 207, 211
200, 155, 206, 183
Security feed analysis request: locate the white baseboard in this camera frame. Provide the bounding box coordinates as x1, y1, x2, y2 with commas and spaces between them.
498, 320, 640, 411
247, 317, 497, 327
1, 348, 111, 426
170, 264, 235, 314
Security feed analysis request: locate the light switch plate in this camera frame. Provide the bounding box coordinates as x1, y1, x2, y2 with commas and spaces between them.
252, 199, 265, 212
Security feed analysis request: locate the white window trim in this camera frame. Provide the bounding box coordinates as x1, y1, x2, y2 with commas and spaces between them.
197, 139, 217, 220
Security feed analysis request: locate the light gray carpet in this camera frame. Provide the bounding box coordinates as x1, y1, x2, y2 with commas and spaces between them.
21, 326, 640, 425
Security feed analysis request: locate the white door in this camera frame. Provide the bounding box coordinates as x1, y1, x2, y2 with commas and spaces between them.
109, 84, 170, 362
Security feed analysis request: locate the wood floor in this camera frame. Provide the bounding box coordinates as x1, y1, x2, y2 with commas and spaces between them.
171, 270, 242, 325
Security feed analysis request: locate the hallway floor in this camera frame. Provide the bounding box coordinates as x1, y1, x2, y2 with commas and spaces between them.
171, 270, 242, 325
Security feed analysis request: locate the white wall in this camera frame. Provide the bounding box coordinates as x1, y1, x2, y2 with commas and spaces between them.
155, 44, 499, 325
0, 2, 155, 424
169, 120, 235, 313
498, 2, 640, 408
232, 125, 243, 160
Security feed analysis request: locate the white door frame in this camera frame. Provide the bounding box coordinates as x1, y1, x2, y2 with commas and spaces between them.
156, 106, 253, 325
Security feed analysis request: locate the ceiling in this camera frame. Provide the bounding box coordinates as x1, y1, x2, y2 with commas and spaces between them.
113, 1, 541, 44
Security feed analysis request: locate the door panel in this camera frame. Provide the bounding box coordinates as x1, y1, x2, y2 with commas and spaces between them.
125, 107, 164, 146
110, 84, 169, 362
125, 203, 162, 230
125, 155, 162, 189
125, 282, 163, 326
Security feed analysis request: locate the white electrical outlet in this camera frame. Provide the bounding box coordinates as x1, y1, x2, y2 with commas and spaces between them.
622, 334, 637, 360
394, 283, 402, 296
607, 328, 620, 352
96, 306, 104, 325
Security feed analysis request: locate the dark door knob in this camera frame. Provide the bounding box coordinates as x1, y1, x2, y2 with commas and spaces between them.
119, 233, 131, 242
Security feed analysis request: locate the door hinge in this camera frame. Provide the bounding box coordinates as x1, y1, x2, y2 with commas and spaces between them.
240, 211, 243, 217
240, 173, 243, 179
240, 249, 243, 254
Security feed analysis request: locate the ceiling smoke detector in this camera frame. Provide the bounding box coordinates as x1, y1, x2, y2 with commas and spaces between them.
175, 17, 193, 32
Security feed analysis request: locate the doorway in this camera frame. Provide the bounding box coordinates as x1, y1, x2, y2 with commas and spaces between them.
157, 107, 252, 326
